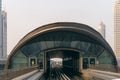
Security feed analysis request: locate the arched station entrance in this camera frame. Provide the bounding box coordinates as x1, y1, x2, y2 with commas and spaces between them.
6, 22, 117, 73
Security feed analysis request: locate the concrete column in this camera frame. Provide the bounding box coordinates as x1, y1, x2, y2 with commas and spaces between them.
43, 52, 46, 72
79, 52, 83, 72
28, 57, 30, 67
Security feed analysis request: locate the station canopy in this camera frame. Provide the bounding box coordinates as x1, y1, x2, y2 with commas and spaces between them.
7, 22, 117, 68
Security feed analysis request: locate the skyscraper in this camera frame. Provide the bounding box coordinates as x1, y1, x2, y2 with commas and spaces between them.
114, 0, 120, 57
98, 21, 106, 38
0, 0, 3, 59
0, 0, 7, 60
0, 0, 7, 69
1, 11, 7, 59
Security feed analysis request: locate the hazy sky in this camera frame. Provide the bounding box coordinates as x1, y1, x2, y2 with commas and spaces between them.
2, 0, 115, 54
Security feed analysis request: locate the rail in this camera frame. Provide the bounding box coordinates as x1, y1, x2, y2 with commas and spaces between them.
39, 67, 84, 80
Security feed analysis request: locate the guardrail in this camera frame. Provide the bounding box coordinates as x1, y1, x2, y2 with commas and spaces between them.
0, 66, 38, 80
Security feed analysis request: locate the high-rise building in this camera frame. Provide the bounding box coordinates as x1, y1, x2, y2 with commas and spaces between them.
0, 0, 7, 60
98, 21, 106, 38
0, 0, 3, 59
0, 0, 7, 70
1, 11, 7, 59
114, 0, 120, 57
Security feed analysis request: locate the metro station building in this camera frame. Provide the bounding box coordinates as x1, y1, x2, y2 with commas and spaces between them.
6, 22, 118, 72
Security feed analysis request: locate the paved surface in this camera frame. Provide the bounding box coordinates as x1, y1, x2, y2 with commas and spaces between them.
88, 69, 120, 80
26, 71, 43, 80
12, 70, 39, 80
81, 70, 92, 79
12, 69, 44, 80
12, 69, 120, 80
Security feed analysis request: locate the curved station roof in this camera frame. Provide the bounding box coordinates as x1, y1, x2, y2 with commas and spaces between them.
6, 22, 117, 69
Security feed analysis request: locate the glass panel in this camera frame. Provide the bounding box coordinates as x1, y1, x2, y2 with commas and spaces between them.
46, 41, 54, 49
39, 41, 47, 50
98, 50, 113, 68
11, 50, 27, 69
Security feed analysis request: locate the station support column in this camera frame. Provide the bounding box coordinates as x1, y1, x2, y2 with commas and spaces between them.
79, 52, 82, 72
43, 52, 47, 72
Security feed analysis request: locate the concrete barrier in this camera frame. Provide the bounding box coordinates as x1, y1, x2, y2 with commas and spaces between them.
12, 70, 38, 80
89, 69, 120, 80
0, 66, 38, 80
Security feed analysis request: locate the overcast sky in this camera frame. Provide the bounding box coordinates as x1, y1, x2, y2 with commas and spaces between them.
2, 0, 115, 54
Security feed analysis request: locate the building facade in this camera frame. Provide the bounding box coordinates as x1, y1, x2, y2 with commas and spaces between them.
98, 21, 106, 38
114, 0, 120, 57
1, 11, 7, 59
6, 22, 117, 72
0, 0, 2, 59
0, 0, 7, 69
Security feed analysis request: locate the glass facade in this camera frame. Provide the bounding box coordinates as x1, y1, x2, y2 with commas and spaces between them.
9, 31, 116, 69
10, 50, 27, 68
7, 22, 117, 71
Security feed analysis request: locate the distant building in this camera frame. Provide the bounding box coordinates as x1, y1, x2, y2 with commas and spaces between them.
117, 58, 120, 67
114, 0, 120, 57
0, 0, 7, 60
98, 21, 106, 38
1, 11, 7, 59
0, 0, 7, 69
0, 0, 2, 59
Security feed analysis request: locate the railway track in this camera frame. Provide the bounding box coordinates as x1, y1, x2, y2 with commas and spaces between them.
39, 67, 84, 80
39, 67, 71, 80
